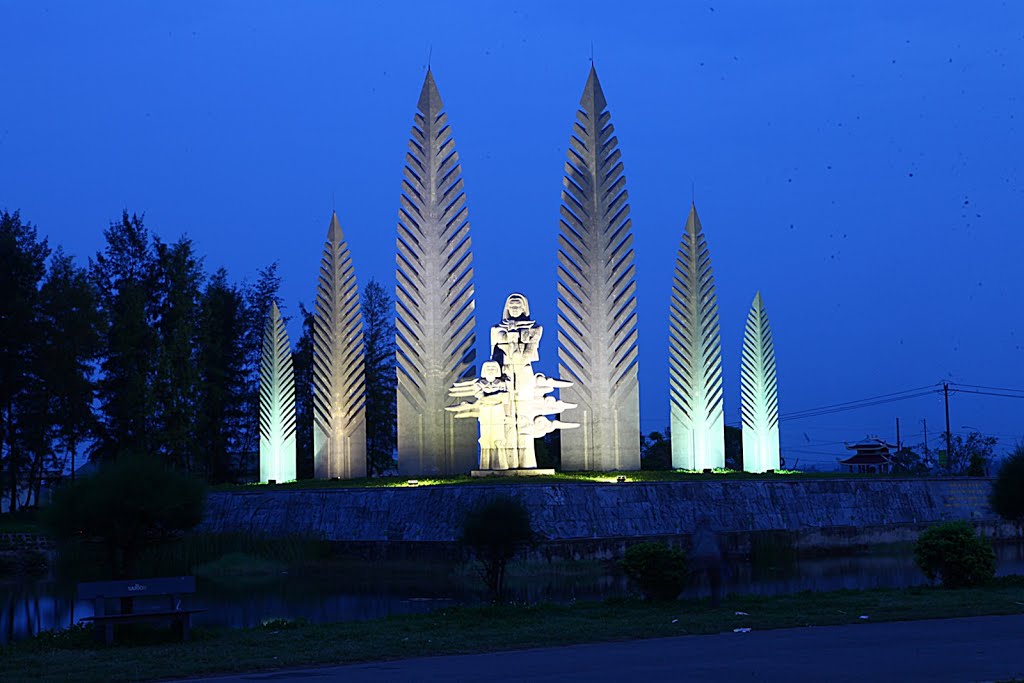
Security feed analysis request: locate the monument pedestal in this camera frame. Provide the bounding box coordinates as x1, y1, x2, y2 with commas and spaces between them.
470, 468, 556, 478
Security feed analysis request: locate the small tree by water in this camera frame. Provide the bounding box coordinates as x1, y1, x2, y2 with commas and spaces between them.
914, 521, 995, 588
44, 453, 206, 578
460, 496, 535, 601
620, 542, 689, 601
991, 445, 1024, 535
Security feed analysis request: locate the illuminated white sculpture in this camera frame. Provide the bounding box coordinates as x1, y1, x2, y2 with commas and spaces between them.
669, 204, 725, 470
740, 292, 780, 472
259, 301, 297, 483
395, 70, 478, 476
448, 293, 577, 471
312, 212, 366, 479
556, 66, 640, 471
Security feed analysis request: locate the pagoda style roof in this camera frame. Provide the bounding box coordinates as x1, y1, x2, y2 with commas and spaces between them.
845, 437, 898, 451
839, 452, 893, 466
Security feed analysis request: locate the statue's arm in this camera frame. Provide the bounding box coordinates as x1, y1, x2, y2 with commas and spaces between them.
525, 324, 542, 362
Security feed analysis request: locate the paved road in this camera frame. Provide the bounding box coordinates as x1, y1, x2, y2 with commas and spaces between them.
187, 614, 1024, 683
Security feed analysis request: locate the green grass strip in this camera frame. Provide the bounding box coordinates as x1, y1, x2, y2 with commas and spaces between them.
3, 578, 1023, 683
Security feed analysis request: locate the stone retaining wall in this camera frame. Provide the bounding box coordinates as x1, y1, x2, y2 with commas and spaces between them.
198, 478, 1016, 554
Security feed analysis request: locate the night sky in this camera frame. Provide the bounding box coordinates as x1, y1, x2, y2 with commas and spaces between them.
2, 1, 1022, 468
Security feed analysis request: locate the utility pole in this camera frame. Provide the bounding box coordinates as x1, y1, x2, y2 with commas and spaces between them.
895, 417, 901, 452
944, 382, 952, 468
922, 418, 929, 459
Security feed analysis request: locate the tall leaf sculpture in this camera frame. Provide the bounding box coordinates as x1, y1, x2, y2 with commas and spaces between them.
556, 66, 640, 471
669, 204, 725, 470
259, 301, 296, 482
395, 70, 477, 476
740, 292, 780, 472
312, 212, 366, 479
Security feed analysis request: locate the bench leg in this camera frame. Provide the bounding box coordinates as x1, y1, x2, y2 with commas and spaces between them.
171, 615, 192, 642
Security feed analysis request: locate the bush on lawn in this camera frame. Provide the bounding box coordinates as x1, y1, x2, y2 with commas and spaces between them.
620, 542, 689, 601
914, 521, 995, 588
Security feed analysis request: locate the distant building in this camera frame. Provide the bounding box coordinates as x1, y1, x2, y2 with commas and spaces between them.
839, 437, 897, 473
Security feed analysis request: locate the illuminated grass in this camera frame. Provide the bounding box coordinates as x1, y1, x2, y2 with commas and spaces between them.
3, 579, 1023, 683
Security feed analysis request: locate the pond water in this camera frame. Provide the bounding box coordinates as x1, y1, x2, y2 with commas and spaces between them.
3, 542, 1024, 644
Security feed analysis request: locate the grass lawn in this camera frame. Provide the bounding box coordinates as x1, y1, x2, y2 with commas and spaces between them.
4, 578, 1023, 683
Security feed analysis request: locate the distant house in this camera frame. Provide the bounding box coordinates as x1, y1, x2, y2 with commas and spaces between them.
839, 437, 897, 474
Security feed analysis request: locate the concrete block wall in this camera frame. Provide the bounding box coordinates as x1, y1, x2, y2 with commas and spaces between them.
198, 478, 1004, 549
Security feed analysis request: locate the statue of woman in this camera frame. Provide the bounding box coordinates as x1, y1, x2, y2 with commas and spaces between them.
446, 360, 510, 470
474, 361, 509, 470
490, 293, 541, 469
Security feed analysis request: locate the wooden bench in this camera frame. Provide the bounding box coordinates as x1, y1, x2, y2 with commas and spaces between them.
78, 576, 205, 645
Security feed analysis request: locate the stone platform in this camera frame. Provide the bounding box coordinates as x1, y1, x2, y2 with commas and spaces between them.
197, 477, 1012, 557
470, 468, 556, 477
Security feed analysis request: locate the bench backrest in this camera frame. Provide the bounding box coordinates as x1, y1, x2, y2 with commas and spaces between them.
78, 576, 196, 600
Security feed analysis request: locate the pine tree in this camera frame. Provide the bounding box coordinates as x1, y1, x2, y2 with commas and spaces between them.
90, 211, 157, 461
37, 249, 101, 484
0, 210, 50, 511
195, 268, 246, 482
151, 237, 204, 471
292, 304, 316, 479
362, 279, 396, 476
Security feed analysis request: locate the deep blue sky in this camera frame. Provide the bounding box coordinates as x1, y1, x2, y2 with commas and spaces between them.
2, 1, 1022, 468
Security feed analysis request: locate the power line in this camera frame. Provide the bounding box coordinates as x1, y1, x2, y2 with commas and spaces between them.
662, 379, 1023, 437
948, 382, 1024, 394
949, 388, 1024, 400
781, 388, 940, 421
783, 384, 939, 416
785, 448, 843, 456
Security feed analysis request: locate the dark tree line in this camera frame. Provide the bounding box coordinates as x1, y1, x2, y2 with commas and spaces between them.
640, 425, 744, 471
1, 210, 101, 512
1, 209, 397, 511
889, 431, 997, 476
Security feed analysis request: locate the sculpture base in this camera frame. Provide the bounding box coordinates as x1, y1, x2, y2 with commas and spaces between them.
470, 468, 556, 478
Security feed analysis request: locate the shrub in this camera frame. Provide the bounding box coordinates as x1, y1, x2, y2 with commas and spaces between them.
620, 542, 689, 601
640, 431, 672, 471
990, 445, 1024, 533
44, 453, 206, 578
914, 521, 996, 588
461, 496, 535, 601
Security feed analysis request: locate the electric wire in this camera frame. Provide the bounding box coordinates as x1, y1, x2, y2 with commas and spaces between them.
780, 386, 941, 421
780, 384, 939, 417
948, 382, 1024, 395
947, 388, 1024, 400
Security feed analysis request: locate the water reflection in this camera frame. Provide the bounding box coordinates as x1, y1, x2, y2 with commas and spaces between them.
3, 542, 1023, 644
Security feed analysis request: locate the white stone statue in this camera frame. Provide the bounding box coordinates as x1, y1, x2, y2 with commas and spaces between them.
448, 361, 509, 470
448, 293, 578, 471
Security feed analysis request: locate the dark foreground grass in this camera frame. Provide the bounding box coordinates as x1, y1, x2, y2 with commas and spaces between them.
4, 578, 1024, 683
